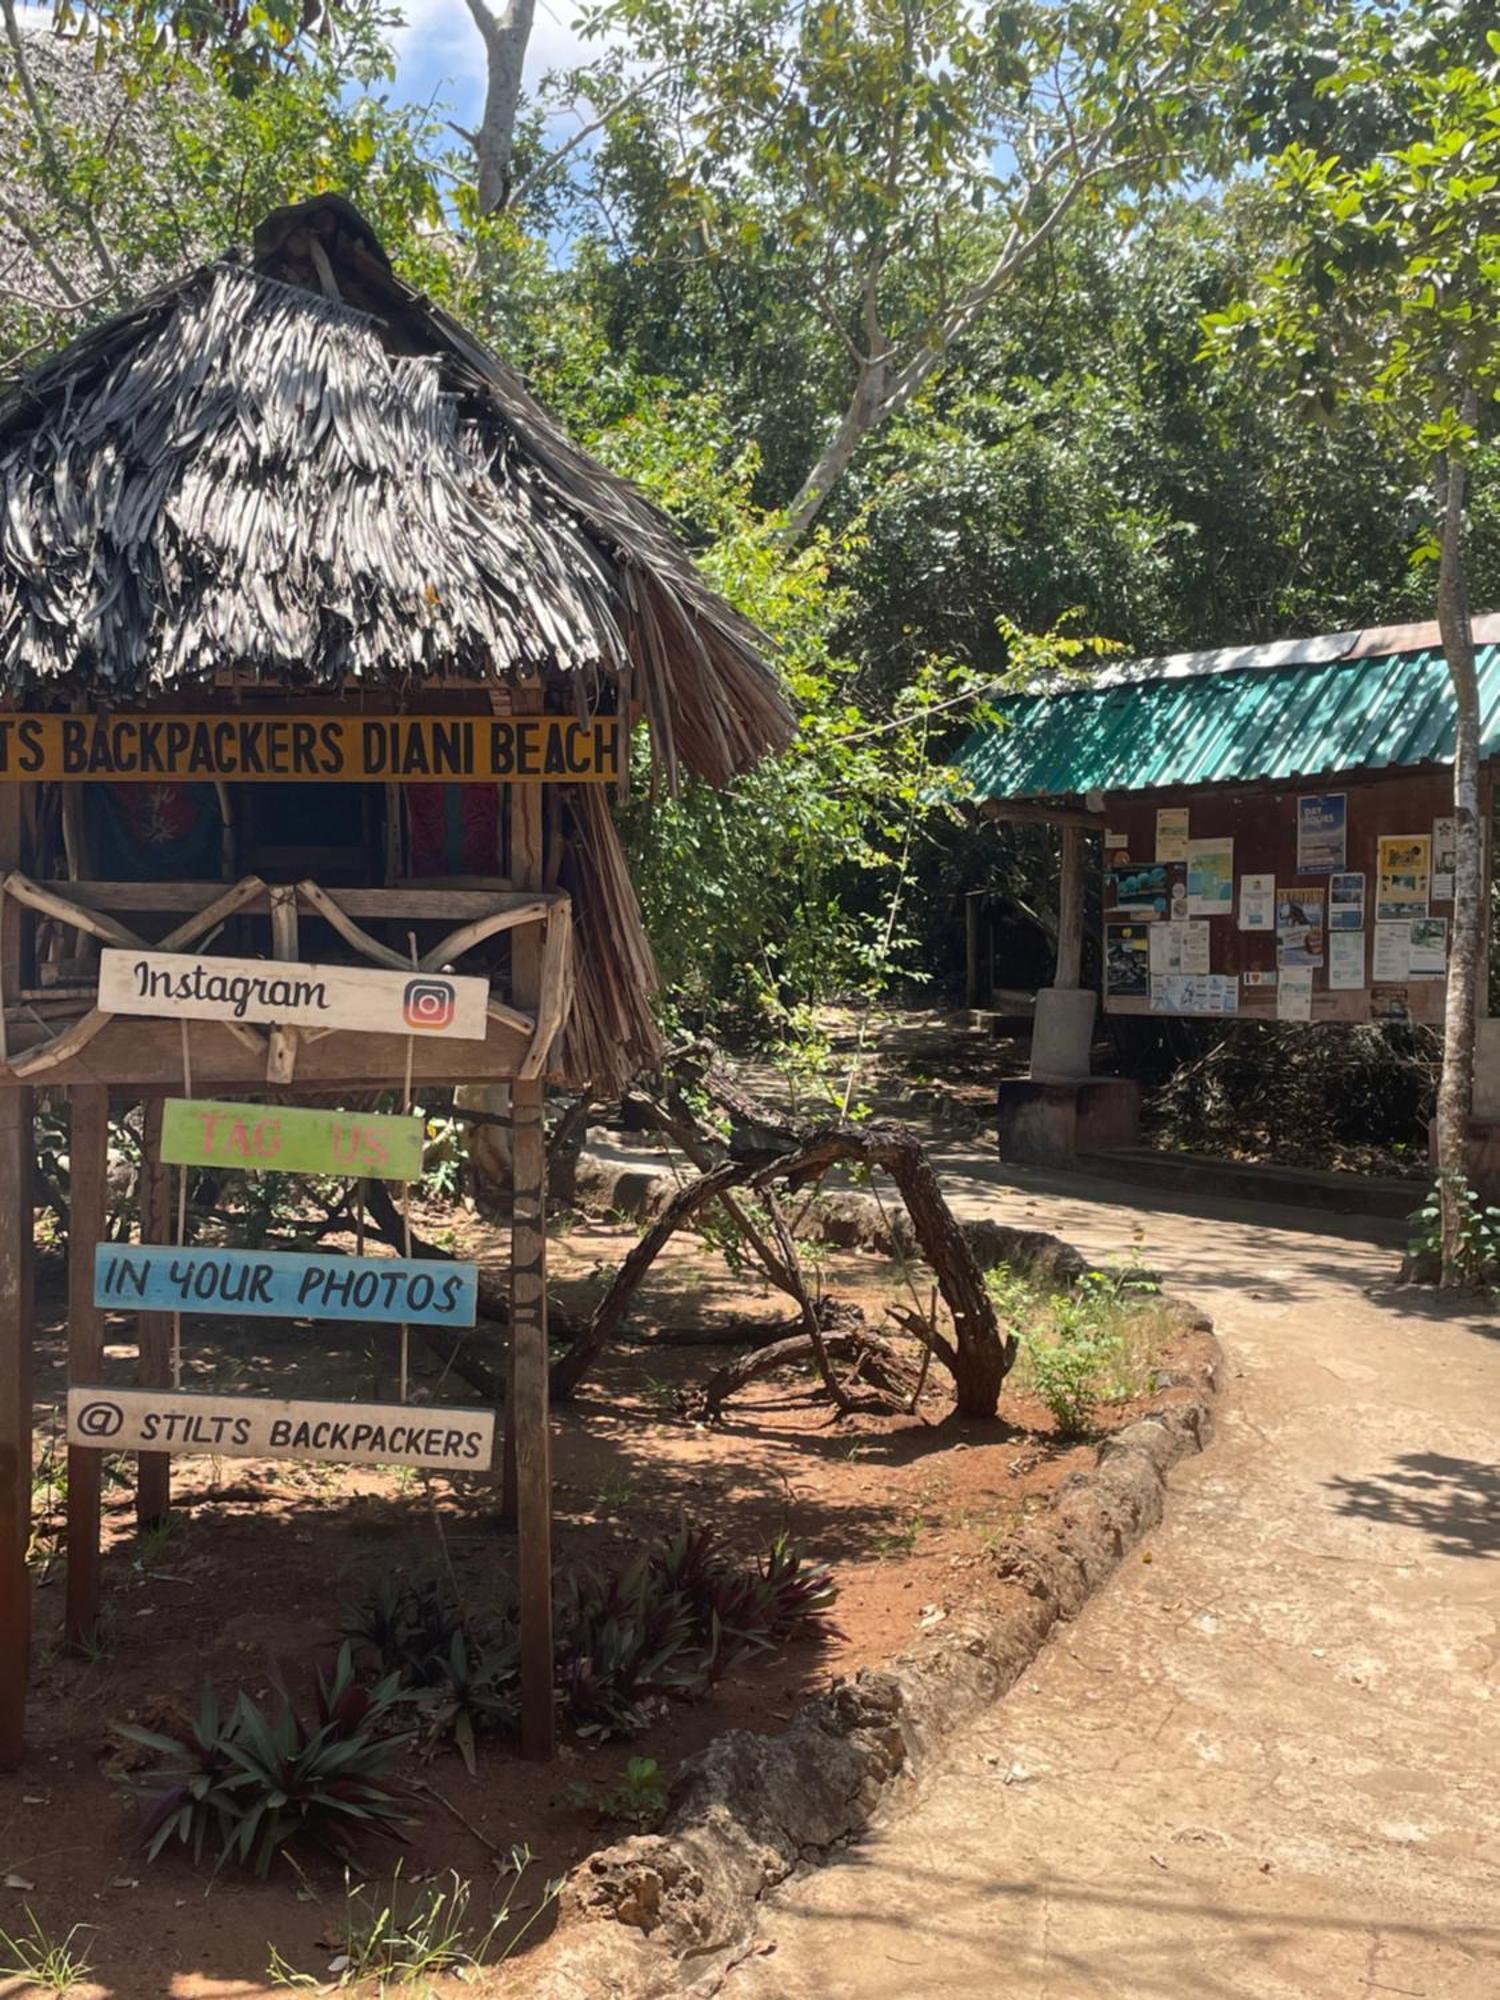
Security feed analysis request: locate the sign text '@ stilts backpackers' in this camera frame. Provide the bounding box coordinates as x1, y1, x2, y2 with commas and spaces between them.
160, 1099, 426, 1181
0, 713, 620, 783
68, 1386, 494, 1472
97, 950, 490, 1038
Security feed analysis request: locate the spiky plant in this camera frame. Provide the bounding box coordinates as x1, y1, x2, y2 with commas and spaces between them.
121, 1647, 415, 1878
116, 1684, 243, 1864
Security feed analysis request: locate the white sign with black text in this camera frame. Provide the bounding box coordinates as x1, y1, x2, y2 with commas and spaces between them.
67, 1386, 494, 1472
97, 950, 489, 1038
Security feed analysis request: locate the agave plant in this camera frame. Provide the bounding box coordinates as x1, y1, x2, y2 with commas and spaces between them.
759, 1535, 839, 1638
116, 1685, 242, 1864
345, 1578, 464, 1687
555, 1561, 703, 1738
413, 1628, 521, 1775
217, 1646, 415, 1876
120, 1647, 415, 1878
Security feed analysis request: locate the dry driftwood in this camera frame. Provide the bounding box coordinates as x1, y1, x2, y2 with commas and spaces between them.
698, 1322, 917, 1422
550, 1117, 1016, 1417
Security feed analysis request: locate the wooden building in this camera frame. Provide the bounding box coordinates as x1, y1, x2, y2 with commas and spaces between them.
0, 196, 794, 1767
957, 620, 1500, 1171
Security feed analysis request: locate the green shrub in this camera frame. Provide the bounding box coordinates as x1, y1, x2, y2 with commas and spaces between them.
345, 1579, 518, 1774
1408, 1174, 1500, 1288
120, 1646, 414, 1877
1024, 1329, 1122, 1436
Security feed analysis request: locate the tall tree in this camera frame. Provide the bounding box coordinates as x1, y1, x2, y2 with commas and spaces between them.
0, 3, 446, 368
1207, 19, 1500, 1281
558, 0, 1283, 538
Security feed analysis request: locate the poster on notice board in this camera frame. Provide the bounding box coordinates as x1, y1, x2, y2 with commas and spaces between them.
1296, 794, 1347, 874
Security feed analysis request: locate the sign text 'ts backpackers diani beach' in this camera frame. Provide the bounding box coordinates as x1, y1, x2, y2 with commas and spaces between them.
94, 1244, 478, 1327
66, 1386, 495, 1472
0, 712, 621, 783
160, 1099, 426, 1181
97, 950, 490, 1038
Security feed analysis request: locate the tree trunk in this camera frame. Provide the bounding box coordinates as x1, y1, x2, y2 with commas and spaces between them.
461, 0, 538, 214
783, 352, 888, 542
1434, 428, 1483, 1285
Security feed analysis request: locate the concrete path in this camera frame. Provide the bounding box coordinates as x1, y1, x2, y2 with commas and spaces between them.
717, 1162, 1500, 2000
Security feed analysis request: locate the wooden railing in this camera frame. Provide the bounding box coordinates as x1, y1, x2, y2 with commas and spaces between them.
0, 874, 573, 1085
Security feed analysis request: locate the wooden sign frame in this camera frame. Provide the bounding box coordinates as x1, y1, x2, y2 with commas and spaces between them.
94, 1244, 479, 1327
97, 950, 491, 1039
0, 693, 565, 1773
67, 1386, 495, 1472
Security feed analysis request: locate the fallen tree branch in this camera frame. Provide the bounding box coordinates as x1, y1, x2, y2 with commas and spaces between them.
698, 1321, 916, 1421
552, 1118, 1015, 1417
550, 1159, 745, 1399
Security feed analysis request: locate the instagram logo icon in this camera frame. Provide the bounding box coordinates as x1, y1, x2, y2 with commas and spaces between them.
403, 978, 458, 1032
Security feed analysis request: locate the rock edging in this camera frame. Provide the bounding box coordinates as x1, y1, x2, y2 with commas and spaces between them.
514, 1317, 1220, 1999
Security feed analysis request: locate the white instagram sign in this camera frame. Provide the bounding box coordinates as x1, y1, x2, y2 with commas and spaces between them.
97, 949, 490, 1039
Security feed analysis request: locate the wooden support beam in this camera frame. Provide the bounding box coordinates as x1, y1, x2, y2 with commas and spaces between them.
964, 890, 986, 1009
511, 1075, 553, 1761
0, 778, 35, 1766
267, 885, 300, 1084
136, 1098, 172, 1528
981, 799, 1106, 829
64, 1085, 109, 1649
0, 1013, 534, 1090
505, 729, 554, 1760
0, 1085, 34, 1769
1056, 825, 1086, 990
40, 882, 536, 920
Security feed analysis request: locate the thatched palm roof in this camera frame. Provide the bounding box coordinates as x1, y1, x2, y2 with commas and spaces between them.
0, 195, 794, 787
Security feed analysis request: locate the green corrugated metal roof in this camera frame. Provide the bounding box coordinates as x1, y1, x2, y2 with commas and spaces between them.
957, 642, 1500, 801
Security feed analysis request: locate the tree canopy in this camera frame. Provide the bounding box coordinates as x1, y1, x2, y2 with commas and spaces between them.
3, 0, 1498, 1053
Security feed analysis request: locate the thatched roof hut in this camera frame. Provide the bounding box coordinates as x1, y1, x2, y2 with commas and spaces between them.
0, 195, 796, 1091
0, 194, 793, 789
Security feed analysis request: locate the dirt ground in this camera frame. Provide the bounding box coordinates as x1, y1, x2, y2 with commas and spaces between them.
716, 1156, 1500, 2000
1, 1186, 1200, 2000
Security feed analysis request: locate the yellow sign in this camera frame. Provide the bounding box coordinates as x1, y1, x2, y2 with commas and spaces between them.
0, 713, 621, 783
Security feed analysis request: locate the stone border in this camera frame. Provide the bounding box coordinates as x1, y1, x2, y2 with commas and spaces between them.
513, 1305, 1220, 1999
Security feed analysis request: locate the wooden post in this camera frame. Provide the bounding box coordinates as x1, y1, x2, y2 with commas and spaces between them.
135, 1098, 172, 1527
506, 713, 554, 1759
0, 1086, 34, 1769
510, 1075, 553, 1760
0, 779, 34, 1766
1055, 825, 1086, 989
65, 1086, 109, 1648
964, 891, 983, 1009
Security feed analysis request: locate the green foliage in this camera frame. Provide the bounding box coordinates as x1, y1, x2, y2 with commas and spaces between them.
990, 1260, 1166, 1437
558, 1524, 838, 1740
344, 1579, 518, 1775
0, 5, 448, 374
266, 1855, 562, 1990
1203, 13, 1500, 498
565, 1754, 670, 1830
0, 1909, 94, 1995
1408, 1173, 1500, 1287
596, 390, 990, 1034
118, 1646, 414, 1876
1023, 1329, 1118, 1438
557, 0, 1271, 527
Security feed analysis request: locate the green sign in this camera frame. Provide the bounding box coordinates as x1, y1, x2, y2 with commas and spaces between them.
160, 1099, 425, 1182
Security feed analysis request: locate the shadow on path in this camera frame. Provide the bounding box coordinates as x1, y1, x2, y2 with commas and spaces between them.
1326, 1451, 1500, 1559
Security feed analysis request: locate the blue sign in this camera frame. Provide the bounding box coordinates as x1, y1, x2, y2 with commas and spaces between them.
94, 1244, 478, 1327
